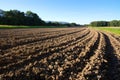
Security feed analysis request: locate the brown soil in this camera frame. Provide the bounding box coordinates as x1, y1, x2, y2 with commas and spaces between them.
0, 28, 120, 80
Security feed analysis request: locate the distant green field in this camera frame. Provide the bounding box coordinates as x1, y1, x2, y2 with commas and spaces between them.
92, 27, 120, 35
0, 25, 67, 29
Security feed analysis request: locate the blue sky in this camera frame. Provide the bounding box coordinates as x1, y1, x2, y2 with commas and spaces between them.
0, 0, 120, 24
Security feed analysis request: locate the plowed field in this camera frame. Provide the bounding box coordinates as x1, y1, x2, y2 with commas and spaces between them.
0, 28, 120, 80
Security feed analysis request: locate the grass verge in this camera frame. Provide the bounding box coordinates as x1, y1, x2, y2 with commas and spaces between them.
0, 25, 67, 29
91, 27, 120, 35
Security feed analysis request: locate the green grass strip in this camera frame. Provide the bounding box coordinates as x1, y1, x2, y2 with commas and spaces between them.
0, 25, 67, 29
91, 27, 120, 35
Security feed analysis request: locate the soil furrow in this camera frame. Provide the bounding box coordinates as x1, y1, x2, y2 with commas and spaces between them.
0, 29, 90, 68
102, 33, 120, 80
0, 28, 88, 57
0, 28, 120, 80
59, 31, 100, 79
0, 29, 85, 50
0, 29, 92, 75
76, 32, 106, 80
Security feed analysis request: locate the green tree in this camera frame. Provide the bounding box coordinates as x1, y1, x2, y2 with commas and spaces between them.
25, 11, 45, 25
91, 21, 109, 27
110, 20, 119, 27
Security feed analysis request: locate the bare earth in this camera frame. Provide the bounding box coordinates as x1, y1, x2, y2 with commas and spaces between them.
0, 28, 120, 80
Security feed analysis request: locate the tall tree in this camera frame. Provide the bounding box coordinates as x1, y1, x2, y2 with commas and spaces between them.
25, 11, 45, 25
110, 20, 119, 27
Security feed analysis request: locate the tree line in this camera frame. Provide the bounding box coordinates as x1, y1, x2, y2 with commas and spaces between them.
0, 9, 80, 27
90, 20, 120, 27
